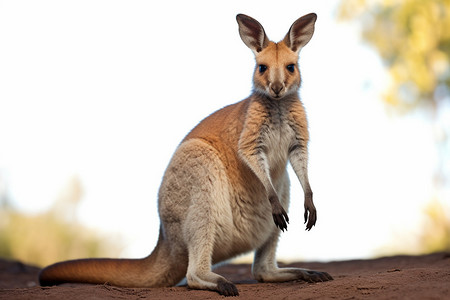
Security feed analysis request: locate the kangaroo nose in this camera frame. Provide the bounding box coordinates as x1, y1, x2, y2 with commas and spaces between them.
271, 83, 284, 95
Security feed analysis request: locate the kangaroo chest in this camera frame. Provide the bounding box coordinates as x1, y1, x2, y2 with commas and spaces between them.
261, 111, 296, 179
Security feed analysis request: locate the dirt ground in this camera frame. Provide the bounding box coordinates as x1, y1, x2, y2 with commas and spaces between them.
1, 252, 449, 299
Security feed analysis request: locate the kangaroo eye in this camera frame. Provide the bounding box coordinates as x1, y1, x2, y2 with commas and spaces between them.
259, 65, 267, 74
286, 64, 295, 73
286, 64, 295, 72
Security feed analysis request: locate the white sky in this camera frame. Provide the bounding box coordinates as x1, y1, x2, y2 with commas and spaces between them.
0, 0, 442, 262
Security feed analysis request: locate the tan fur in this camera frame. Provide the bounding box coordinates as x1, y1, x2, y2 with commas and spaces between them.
39, 13, 332, 296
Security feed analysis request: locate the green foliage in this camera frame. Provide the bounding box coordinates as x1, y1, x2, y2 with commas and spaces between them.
0, 177, 122, 267
339, 0, 450, 112
420, 199, 450, 253
376, 200, 450, 256
339, 0, 450, 257
0, 207, 122, 267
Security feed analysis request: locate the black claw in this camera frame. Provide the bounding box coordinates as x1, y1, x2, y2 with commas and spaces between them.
217, 279, 239, 297
284, 211, 289, 223
325, 272, 334, 281
273, 210, 289, 232
306, 271, 333, 283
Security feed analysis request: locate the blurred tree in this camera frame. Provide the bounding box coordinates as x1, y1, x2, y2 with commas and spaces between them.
339, 0, 450, 112
52, 175, 84, 222
421, 199, 450, 252
339, 0, 450, 254
0, 171, 12, 210
0, 176, 122, 267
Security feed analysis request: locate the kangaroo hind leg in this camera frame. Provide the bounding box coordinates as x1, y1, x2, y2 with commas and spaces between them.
252, 231, 333, 283
184, 177, 239, 296
186, 232, 239, 296
178, 139, 238, 296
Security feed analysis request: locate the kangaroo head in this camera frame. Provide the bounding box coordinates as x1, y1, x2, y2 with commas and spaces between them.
236, 13, 317, 100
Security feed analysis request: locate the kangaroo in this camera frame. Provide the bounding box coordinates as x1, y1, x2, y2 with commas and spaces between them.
39, 13, 332, 296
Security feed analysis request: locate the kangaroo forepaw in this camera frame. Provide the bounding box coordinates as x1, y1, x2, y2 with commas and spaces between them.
269, 194, 289, 231
272, 204, 289, 232
304, 206, 317, 231
272, 211, 289, 232
217, 279, 239, 296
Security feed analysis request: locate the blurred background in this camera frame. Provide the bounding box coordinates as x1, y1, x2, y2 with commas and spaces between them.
0, 0, 449, 267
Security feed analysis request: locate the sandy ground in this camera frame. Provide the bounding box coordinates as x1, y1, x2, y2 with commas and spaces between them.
1, 252, 449, 299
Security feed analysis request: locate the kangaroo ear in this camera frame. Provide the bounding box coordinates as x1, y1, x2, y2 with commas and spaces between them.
283, 13, 317, 53
236, 14, 269, 54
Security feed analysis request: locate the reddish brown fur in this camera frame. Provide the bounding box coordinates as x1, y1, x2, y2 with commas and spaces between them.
254, 41, 300, 93
39, 13, 331, 297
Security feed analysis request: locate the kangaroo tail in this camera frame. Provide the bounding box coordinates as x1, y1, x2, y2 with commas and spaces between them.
39, 227, 187, 288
